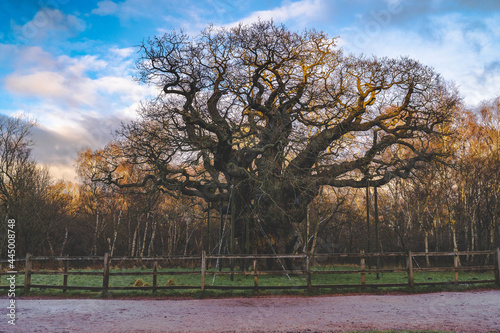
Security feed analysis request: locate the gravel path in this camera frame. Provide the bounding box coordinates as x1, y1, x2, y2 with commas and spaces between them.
2, 290, 500, 332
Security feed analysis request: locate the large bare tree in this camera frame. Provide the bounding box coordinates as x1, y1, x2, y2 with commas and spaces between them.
96, 21, 460, 253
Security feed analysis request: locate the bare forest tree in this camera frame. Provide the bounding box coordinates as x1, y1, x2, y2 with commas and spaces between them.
0, 115, 70, 256
0, 115, 36, 209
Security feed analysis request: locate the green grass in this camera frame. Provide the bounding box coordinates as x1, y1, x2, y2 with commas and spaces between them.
2, 264, 497, 298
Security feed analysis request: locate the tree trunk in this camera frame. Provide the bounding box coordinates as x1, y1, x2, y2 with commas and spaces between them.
160, 223, 166, 256
471, 213, 477, 262
148, 217, 157, 257
167, 221, 173, 256
47, 234, 55, 256
309, 201, 320, 256
140, 213, 150, 257
110, 209, 122, 257
434, 214, 440, 253
451, 216, 461, 267
184, 218, 190, 257
425, 231, 430, 267
92, 208, 99, 256
131, 217, 140, 257
127, 215, 132, 257
491, 193, 498, 249
59, 226, 69, 256
465, 213, 470, 261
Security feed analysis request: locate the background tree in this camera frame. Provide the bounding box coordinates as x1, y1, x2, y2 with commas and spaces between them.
0, 115, 71, 256
0, 115, 36, 218
453, 98, 500, 258
95, 21, 460, 254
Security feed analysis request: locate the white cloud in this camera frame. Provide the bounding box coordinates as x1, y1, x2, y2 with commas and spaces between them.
2, 45, 158, 181
111, 47, 135, 58
6, 46, 56, 72
225, 0, 326, 28
6, 71, 99, 108
4, 47, 153, 110
47, 164, 78, 182
91, 0, 119, 16
341, 12, 500, 106
90, 0, 163, 21
95, 76, 154, 101
30, 117, 120, 182
11, 8, 86, 41
0, 43, 20, 61
159, 0, 329, 36
7, 71, 69, 100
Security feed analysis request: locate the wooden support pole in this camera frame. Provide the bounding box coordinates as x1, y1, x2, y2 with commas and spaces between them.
366, 185, 371, 263
253, 257, 258, 292
360, 250, 366, 285
496, 248, 500, 287
219, 206, 223, 272
230, 192, 235, 281
408, 251, 414, 288
102, 252, 109, 296
201, 251, 206, 292
306, 255, 312, 292
454, 251, 459, 285
24, 253, 32, 293
245, 215, 250, 271
63, 259, 69, 293
374, 185, 380, 279
152, 260, 158, 293
306, 204, 310, 255
207, 205, 211, 253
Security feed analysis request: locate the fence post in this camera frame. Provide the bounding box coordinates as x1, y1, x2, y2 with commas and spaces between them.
201, 251, 206, 292
454, 250, 459, 285
63, 257, 69, 293
152, 260, 158, 293
102, 253, 109, 296
360, 250, 366, 285
407, 251, 414, 288
253, 257, 258, 292
24, 253, 32, 293
495, 248, 500, 287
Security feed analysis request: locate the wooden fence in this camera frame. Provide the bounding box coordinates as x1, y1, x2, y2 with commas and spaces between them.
1, 249, 499, 294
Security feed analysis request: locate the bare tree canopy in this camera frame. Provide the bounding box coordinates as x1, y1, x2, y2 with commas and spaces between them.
95, 21, 460, 253
0, 115, 36, 209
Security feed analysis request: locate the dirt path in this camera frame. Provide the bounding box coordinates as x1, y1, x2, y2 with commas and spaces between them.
2, 290, 500, 332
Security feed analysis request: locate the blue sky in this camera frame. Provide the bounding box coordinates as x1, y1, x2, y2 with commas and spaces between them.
1, 0, 500, 181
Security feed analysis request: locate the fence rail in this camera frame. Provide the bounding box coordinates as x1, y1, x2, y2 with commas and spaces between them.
1, 249, 499, 294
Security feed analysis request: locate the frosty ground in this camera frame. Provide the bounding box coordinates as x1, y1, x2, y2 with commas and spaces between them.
2, 290, 500, 332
